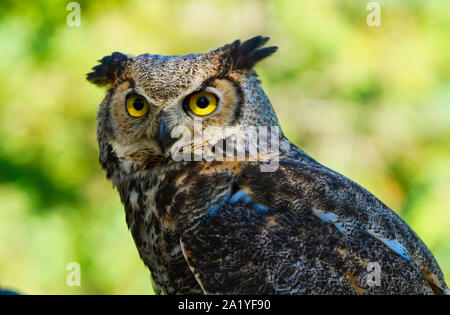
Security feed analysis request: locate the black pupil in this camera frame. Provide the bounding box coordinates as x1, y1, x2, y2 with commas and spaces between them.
133, 98, 145, 111
196, 96, 210, 108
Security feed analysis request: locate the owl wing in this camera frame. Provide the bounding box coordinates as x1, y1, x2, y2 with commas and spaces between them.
180, 160, 448, 295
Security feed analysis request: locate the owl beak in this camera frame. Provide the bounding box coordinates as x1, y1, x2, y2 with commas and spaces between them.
158, 119, 175, 155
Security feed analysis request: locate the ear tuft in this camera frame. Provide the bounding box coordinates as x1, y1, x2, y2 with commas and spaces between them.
87, 52, 129, 86
227, 36, 278, 72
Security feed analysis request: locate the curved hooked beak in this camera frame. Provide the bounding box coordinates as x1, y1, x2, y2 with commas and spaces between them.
158, 118, 176, 155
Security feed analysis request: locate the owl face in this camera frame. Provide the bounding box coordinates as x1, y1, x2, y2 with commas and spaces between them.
88, 36, 278, 178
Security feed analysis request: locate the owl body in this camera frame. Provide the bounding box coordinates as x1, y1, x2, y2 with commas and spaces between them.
88, 37, 448, 294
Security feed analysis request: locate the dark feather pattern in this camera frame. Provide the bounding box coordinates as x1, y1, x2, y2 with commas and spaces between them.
180, 160, 448, 294
227, 36, 278, 72
87, 52, 129, 86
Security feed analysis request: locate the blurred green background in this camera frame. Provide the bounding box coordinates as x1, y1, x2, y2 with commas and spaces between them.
0, 0, 449, 294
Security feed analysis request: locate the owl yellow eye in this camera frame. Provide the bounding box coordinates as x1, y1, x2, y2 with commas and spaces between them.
187, 92, 217, 116
126, 94, 149, 117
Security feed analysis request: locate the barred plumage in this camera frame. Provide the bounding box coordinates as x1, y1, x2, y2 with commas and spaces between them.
88, 36, 448, 295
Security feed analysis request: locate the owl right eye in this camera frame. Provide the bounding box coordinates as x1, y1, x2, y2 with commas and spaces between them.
184, 92, 218, 116
126, 94, 149, 117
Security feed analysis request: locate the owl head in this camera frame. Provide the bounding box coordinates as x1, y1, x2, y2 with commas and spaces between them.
87, 36, 279, 181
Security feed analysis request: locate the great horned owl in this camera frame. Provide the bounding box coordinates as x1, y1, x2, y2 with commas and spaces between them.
87, 36, 448, 295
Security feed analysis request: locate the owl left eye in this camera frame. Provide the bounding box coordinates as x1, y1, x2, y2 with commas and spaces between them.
185, 92, 217, 116
126, 94, 149, 117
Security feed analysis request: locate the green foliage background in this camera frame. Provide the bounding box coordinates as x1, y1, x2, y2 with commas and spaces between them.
0, 0, 449, 294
